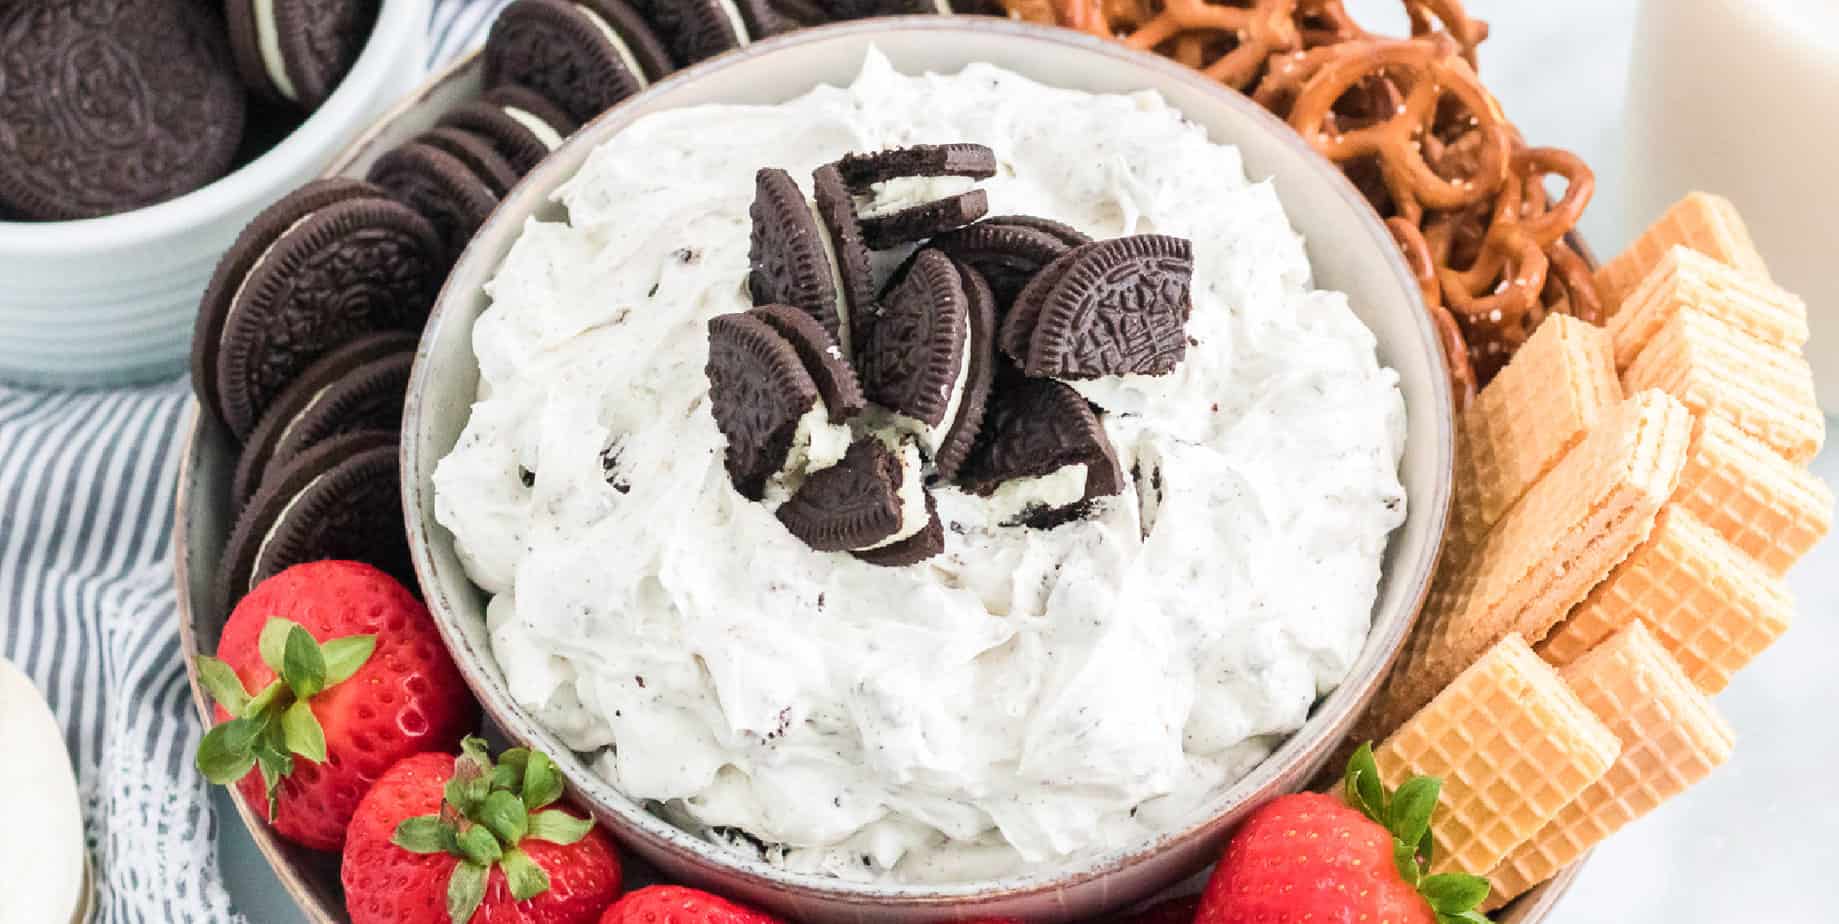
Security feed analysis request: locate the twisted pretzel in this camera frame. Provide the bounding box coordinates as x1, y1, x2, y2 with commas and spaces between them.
1390, 217, 1475, 410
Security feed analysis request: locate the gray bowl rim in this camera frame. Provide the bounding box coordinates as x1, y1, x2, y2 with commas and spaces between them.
398, 16, 1455, 908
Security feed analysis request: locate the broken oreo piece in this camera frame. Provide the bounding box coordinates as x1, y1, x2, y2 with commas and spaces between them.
750, 168, 851, 348
855, 248, 967, 428
932, 257, 997, 482
859, 188, 989, 250
853, 491, 943, 568
706, 311, 822, 500
833, 144, 998, 191
483, 0, 673, 125
811, 165, 876, 358
957, 373, 1123, 517
931, 215, 1091, 309
751, 304, 866, 423
775, 438, 905, 552
1004, 234, 1195, 379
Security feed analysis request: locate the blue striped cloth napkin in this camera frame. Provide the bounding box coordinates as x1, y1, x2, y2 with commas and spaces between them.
0, 3, 506, 919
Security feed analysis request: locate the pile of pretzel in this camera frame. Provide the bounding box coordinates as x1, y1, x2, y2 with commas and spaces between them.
1003, 0, 1602, 406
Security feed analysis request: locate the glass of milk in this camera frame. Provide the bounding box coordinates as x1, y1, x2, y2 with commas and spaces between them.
1624, 0, 1839, 413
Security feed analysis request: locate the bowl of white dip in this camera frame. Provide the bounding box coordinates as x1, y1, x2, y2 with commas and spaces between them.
403, 18, 1452, 923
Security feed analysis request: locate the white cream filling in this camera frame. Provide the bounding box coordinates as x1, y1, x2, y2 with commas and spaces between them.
577, 4, 650, 89
859, 176, 976, 219
859, 438, 928, 550
502, 106, 566, 151
715, 0, 752, 46
984, 463, 1088, 523
220, 213, 318, 356
810, 203, 853, 357
253, 0, 301, 102
761, 400, 852, 510
249, 470, 332, 590
934, 0, 954, 14
925, 322, 972, 451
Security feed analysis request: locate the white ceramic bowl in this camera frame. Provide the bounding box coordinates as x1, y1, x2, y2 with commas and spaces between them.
0, 0, 431, 389
402, 19, 1453, 923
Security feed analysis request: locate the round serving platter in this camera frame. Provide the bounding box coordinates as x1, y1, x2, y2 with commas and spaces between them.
174, 40, 1586, 924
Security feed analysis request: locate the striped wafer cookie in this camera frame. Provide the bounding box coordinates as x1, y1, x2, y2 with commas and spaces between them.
1356, 390, 1692, 742
1449, 315, 1621, 557
1597, 192, 1770, 311
1375, 634, 1620, 877
1607, 245, 1808, 371
1484, 623, 1733, 909
1674, 414, 1833, 576
1621, 308, 1824, 464
1537, 506, 1793, 693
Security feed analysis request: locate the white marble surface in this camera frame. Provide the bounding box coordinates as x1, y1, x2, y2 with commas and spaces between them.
221, 2, 1839, 919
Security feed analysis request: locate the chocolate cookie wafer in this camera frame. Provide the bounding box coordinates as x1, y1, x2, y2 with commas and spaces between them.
776, 437, 906, 551
750, 168, 858, 349
833, 144, 998, 191
226, 0, 376, 110
440, 87, 579, 176
626, 0, 767, 64
706, 311, 822, 500
854, 491, 944, 567
931, 215, 1092, 308
368, 141, 503, 265
413, 128, 522, 197
958, 371, 1124, 524
856, 249, 968, 428
1002, 234, 1194, 379
932, 257, 997, 481
484, 0, 673, 125
751, 304, 866, 423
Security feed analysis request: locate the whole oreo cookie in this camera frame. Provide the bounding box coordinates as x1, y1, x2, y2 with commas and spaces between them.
196, 181, 443, 439
626, 0, 750, 64
751, 304, 866, 423
414, 128, 522, 197
214, 434, 407, 617
776, 438, 904, 552
441, 87, 578, 176
958, 372, 1123, 511
856, 248, 967, 428
231, 332, 416, 511
852, 492, 943, 567
226, 0, 376, 110
706, 311, 821, 500
1007, 235, 1195, 379
749, 168, 850, 348
0, 0, 247, 220
484, 0, 673, 126
931, 215, 1091, 308
368, 141, 503, 264
932, 257, 997, 481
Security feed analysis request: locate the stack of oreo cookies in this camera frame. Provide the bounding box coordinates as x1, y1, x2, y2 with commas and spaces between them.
0, 0, 376, 221
706, 143, 1196, 566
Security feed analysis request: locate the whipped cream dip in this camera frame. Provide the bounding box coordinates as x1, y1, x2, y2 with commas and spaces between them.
434, 50, 1407, 883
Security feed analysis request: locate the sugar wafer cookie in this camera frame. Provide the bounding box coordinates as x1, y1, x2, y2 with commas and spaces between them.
1357, 389, 1691, 742
1621, 308, 1824, 464
1673, 414, 1833, 576
1449, 315, 1620, 556
1607, 245, 1807, 371
1537, 507, 1793, 693
1375, 634, 1620, 877
1597, 192, 1770, 311
1483, 623, 1733, 909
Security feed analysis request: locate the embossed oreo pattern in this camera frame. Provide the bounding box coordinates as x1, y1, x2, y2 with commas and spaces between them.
274, 0, 378, 108
749, 168, 844, 345
0, 0, 246, 219
484, 0, 653, 125
627, 0, 743, 64
776, 438, 904, 551
1023, 235, 1194, 379
852, 492, 943, 567
751, 304, 865, 423
856, 248, 967, 427
705, 312, 820, 500
931, 216, 1085, 309
957, 372, 1121, 504
368, 142, 501, 265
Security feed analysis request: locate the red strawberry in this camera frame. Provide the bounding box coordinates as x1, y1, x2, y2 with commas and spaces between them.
344, 741, 622, 924
1196, 744, 1493, 924
193, 560, 477, 851
598, 886, 784, 924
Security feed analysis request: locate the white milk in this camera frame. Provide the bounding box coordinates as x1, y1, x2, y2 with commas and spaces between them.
1625, 0, 1839, 411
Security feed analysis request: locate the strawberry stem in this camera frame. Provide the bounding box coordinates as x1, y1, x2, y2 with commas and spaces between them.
1341, 743, 1495, 924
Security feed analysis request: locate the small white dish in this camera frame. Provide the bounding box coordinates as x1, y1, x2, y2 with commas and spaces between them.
0, 0, 431, 389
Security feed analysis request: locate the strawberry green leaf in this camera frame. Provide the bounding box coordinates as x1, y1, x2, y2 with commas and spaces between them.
1344, 742, 1385, 822
282, 626, 327, 698
1421, 873, 1491, 915
492, 748, 531, 791
258, 619, 304, 675
196, 720, 259, 784
281, 701, 327, 763
447, 861, 488, 924
479, 790, 529, 845
501, 847, 551, 902
255, 757, 284, 821
522, 750, 563, 811
1389, 776, 1441, 851
393, 815, 456, 855
1421, 828, 1436, 867
1392, 840, 1421, 888
242, 679, 284, 719
527, 809, 594, 846
456, 825, 502, 867
196, 656, 251, 715
320, 635, 376, 687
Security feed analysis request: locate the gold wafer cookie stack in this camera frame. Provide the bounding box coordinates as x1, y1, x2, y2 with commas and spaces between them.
1449, 315, 1621, 557
1537, 506, 1794, 693
1622, 308, 1824, 464
1357, 389, 1692, 742
1374, 634, 1621, 878
1596, 192, 1771, 310
1606, 245, 1808, 371
1482, 622, 1734, 910
1673, 414, 1833, 576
